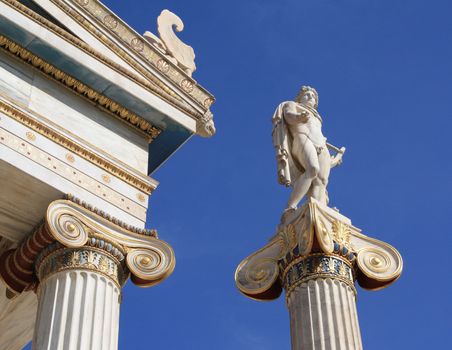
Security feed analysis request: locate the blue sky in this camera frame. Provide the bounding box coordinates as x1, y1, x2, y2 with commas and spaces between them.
27, 0, 452, 348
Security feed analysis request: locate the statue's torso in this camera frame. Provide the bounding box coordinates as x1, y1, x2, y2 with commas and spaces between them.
284, 102, 326, 147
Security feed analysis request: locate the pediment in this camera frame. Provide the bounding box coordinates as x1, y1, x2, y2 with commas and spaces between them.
17, 0, 214, 114
0, 0, 216, 173
28, 0, 150, 75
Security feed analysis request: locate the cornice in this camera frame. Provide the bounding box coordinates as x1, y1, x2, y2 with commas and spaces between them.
0, 34, 162, 143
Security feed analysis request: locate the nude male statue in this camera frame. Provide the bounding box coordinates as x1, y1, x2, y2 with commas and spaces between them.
272, 86, 345, 216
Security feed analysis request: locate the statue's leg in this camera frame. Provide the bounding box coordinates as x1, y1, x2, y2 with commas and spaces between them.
311, 147, 331, 206
287, 136, 319, 209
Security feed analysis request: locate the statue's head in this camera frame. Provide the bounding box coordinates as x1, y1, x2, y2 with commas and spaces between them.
295, 86, 318, 109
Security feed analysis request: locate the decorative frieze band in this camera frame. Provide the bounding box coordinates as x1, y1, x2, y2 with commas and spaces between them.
35, 244, 128, 289
0, 98, 156, 195
0, 127, 147, 220
282, 254, 356, 300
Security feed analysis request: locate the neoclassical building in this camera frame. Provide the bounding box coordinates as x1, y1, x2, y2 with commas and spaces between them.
0, 1, 215, 348
0, 1, 404, 350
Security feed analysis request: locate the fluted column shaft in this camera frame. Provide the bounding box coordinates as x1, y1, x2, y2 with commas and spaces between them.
283, 254, 362, 350
33, 270, 120, 350
32, 243, 127, 350
287, 278, 362, 350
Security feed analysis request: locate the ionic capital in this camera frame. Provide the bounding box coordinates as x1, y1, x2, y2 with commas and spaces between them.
235, 198, 403, 301
0, 199, 175, 295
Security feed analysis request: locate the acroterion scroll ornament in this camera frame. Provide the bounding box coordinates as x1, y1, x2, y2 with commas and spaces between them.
144, 10, 196, 76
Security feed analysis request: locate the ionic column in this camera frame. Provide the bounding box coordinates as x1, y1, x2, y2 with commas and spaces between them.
283, 254, 362, 350
235, 199, 402, 350
32, 242, 127, 350
0, 198, 175, 350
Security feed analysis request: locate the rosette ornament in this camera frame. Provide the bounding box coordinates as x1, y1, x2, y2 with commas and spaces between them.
235, 198, 403, 301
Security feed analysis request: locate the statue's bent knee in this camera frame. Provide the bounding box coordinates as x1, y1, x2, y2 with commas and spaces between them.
312, 177, 324, 186
306, 165, 319, 178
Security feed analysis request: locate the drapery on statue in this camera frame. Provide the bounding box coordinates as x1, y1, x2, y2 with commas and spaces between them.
272, 86, 345, 218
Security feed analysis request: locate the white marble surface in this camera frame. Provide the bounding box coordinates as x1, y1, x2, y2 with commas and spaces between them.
0, 50, 149, 174
153, 10, 196, 76
0, 238, 37, 350
0, 284, 37, 350
0, 145, 145, 231
0, 159, 62, 242
33, 270, 120, 350
287, 278, 362, 350
272, 86, 345, 213
0, 51, 33, 108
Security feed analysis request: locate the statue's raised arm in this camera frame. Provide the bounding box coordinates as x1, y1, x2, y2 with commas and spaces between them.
272, 86, 345, 220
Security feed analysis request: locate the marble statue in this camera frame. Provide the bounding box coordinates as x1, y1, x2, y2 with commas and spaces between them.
237, 87, 403, 350
272, 86, 345, 215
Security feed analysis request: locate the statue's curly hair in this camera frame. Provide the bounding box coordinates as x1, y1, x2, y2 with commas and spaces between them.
295, 86, 319, 108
